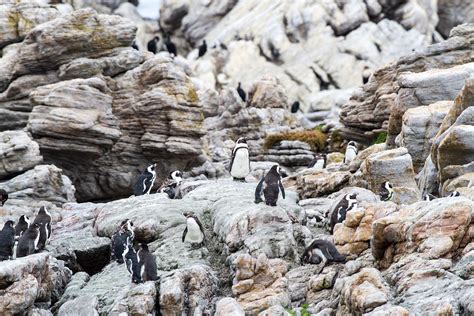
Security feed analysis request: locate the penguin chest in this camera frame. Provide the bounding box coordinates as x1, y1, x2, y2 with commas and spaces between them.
311, 159, 325, 170
231, 149, 250, 178
185, 219, 203, 243
344, 148, 357, 163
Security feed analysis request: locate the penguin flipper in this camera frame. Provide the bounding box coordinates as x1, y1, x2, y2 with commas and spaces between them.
278, 180, 286, 199
228, 150, 236, 172
182, 227, 188, 242
255, 177, 265, 204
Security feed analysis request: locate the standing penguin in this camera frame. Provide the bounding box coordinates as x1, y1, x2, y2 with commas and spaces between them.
308, 153, 327, 170
198, 40, 207, 58
133, 163, 157, 196
329, 193, 357, 233
379, 182, 394, 201
301, 239, 346, 265
229, 137, 250, 182
344, 141, 358, 164
33, 206, 52, 250
111, 219, 134, 264
0, 189, 7, 206
16, 223, 40, 258
147, 36, 160, 54
164, 34, 177, 56
182, 212, 205, 246
255, 165, 286, 206
0, 221, 15, 261
15, 215, 30, 238
158, 170, 183, 199
138, 243, 158, 282
236, 82, 246, 102
124, 241, 141, 284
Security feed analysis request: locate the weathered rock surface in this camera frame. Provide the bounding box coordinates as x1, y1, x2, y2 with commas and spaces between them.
0, 130, 43, 180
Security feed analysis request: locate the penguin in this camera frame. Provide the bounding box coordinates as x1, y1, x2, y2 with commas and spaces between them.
379, 182, 394, 201
0, 221, 15, 261
291, 101, 300, 113
255, 165, 286, 206
124, 241, 141, 284
449, 191, 461, 197
138, 243, 158, 282
236, 82, 246, 102
182, 212, 205, 246
308, 153, 326, 170
329, 193, 357, 233
423, 193, 437, 201
15, 215, 30, 238
16, 223, 40, 258
198, 40, 207, 58
344, 141, 358, 164
111, 219, 134, 264
133, 163, 157, 196
229, 137, 250, 182
301, 239, 346, 265
33, 206, 52, 250
164, 35, 177, 56
158, 170, 183, 199
147, 36, 160, 54
0, 189, 7, 206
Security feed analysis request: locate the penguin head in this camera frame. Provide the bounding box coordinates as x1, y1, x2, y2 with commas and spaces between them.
140, 243, 149, 251
203, 40, 206, 45
236, 137, 247, 144
347, 141, 357, 148
154, 36, 160, 41
146, 163, 157, 173
170, 170, 183, 180
449, 191, 461, 197
3, 220, 14, 229
31, 223, 40, 230
19, 215, 30, 223
291, 101, 300, 113
348, 193, 357, 200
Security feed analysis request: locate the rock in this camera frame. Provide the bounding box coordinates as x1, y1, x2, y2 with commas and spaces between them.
109, 281, 157, 315
416, 155, 439, 196
372, 198, 473, 267
335, 268, 390, 314
286, 265, 322, 304
1, 164, 76, 218
258, 305, 289, 316
398, 101, 451, 172
232, 253, 290, 314
360, 147, 420, 203
437, 0, 474, 37
0, 130, 43, 180
340, 23, 474, 143
295, 170, 352, 199
53, 272, 90, 312
57, 295, 99, 316
159, 264, 218, 315
215, 297, 245, 316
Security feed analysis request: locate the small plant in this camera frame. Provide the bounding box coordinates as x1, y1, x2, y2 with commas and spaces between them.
372, 131, 387, 145
264, 130, 327, 151
285, 304, 310, 316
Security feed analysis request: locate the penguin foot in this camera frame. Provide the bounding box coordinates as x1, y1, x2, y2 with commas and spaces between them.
233, 178, 246, 182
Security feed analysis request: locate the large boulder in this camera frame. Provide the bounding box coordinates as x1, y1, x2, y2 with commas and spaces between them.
0, 130, 43, 180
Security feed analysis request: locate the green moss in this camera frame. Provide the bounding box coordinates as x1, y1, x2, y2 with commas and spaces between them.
264, 130, 327, 151
285, 304, 310, 316
187, 86, 199, 103
372, 131, 388, 145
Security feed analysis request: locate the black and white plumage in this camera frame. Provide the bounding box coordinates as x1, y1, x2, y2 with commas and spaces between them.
158, 170, 183, 199
15, 215, 30, 238
229, 137, 250, 181
0, 189, 7, 206
308, 153, 327, 170
237, 82, 246, 102
147, 36, 160, 54
0, 221, 15, 261
423, 193, 437, 201
16, 223, 40, 258
124, 242, 141, 284
131, 41, 139, 50
182, 212, 205, 246
164, 35, 177, 56
198, 40, 207, 57
291, 101, 300, 113
449, 191, 461, 197
301, 239, 346, 265
329, 193, 357, 233
133, 163, 157, 196
344, 141, 358, 164
255, 165, 286, 206
379, 182, 394, 202
111, 219, 134, 264
33, 206, 52, 251
138, 243, 158, 282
